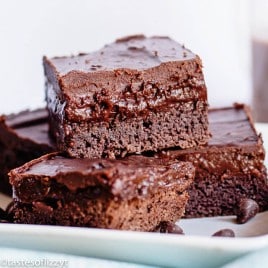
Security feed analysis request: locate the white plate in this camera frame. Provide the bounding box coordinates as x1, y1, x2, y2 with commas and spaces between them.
0, 123, 268, 268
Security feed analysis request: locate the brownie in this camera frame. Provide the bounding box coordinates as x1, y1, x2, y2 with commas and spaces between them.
43, 35, 209, 158
158, 104, 268, 217
0, 109, 54, 195
9, 153, 194, 231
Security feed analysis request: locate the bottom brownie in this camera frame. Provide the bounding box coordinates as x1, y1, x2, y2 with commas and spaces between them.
9, 153, 194, 231
157, 104, 268, 218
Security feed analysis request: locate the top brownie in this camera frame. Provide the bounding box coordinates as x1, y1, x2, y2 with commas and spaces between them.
44, 35, 209, 158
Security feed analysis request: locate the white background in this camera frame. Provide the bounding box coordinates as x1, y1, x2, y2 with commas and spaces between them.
0, 0, 251, 114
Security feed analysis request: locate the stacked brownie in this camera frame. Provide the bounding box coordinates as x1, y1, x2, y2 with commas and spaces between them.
8, 35, 209, 230
158, 104, 268, 217
9, 153, 194, 231
3, 35, 268, 230
43, 35, 209, 158
0, 109, 54, 195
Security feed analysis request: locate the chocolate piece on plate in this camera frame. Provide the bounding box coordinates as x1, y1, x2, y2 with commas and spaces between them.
212, 229, 235, 237
236, 198, 259, 224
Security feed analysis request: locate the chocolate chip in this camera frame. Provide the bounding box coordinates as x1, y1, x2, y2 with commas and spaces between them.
212, 229, 235, 237
158, 222, 184, 234
236, 198, 259, 224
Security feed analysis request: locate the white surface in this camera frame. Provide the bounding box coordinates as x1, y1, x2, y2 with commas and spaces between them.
0, 0, 251, 114
0, 247, 156, 268
0, 221, 268, 268
0, 123, 268, 268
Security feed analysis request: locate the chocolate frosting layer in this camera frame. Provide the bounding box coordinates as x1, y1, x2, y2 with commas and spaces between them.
46, 35, 196, 75
10, 153, 194, 202
44, 35, 207, 122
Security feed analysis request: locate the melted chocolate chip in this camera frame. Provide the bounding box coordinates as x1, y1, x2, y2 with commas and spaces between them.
212, 229, 235, 237
236, 198, 259, 224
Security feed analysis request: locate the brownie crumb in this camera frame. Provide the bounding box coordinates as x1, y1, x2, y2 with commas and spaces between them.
212, 229, 235, 237
236, 198, 259, 224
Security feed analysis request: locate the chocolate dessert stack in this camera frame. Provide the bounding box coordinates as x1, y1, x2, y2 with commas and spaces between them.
4, 35, 268, 230
9, 35, 209, 230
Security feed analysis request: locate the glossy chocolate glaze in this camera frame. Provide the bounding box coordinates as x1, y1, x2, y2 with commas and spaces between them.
208, 106, 258, 147
5, 108, 53, 147
44, 35, 207, 122
10, 153, 194, 202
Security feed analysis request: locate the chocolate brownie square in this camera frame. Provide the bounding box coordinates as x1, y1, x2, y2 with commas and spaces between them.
0, 109, 54, 195
44, 35, 209, 158
158, 104, 268, 217
9, 153, 194, 231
